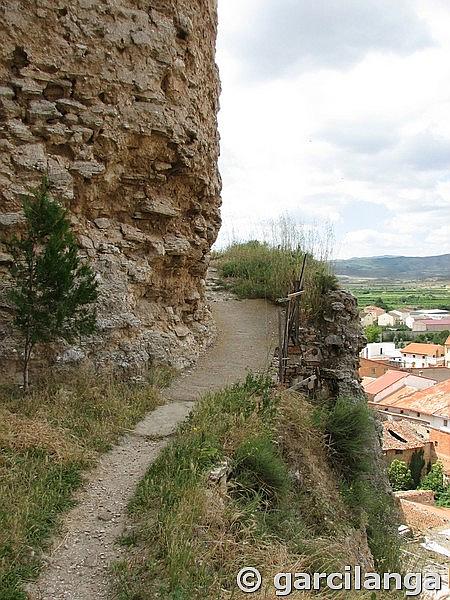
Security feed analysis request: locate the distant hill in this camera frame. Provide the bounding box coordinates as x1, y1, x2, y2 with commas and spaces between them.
333, 254, 450, 280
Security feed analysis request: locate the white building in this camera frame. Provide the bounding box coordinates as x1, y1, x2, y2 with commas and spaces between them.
378, 312, 397, 327
406, 310, 450, 330
400, 343, 446, 368
360, 342, 403, 363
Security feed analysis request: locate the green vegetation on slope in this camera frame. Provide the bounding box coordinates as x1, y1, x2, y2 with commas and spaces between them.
0, 368, 168, 600
215, 240, 338, 310
113, 376, 402, 600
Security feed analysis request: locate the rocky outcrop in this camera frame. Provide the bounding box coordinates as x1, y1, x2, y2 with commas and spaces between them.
0, 0, 221, 379
290, 289, 366, 398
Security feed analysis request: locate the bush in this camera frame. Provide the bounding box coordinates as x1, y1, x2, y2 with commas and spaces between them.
388, 460, 414, 491
409, 450, 425, 489
216, 220, 337, 305
420, 461, 446, 497
365, 324, 382, 343
315, 397, 374, 483
231, 435, 289, 503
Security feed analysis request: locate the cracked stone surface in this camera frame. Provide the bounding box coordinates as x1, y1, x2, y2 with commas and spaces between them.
0, 0, 222, 380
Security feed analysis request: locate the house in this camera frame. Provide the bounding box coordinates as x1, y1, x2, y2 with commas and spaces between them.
359, 358, 391, 379
372, 380, 450, 474
446, 336, 450, 368
412, 318, 450, 333
381, 419, 435, 470
363, 369, 436, 403
378, 312, 399, 327
401, 366, 450, 383
400, 343, 445, 368
360, 342, 403, 364
391, 308, 411, 325
376, 379, 450, 432
361, 305, 386, 327
406, 310, 450, 330
377, 310, 411, 327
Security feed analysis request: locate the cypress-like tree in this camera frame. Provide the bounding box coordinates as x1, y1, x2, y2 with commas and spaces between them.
7, 178, 99, 390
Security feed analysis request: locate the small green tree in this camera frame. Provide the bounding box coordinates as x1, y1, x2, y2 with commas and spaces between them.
409, 449, 425, 489
420, 461, 446, 497
365, 324, 382, 343
7, 178, 99, 390
388, 459, 414, 491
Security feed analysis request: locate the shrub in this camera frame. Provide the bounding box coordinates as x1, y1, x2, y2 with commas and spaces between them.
420, 461, 446, 497
388, 460, 414, 492
315, 397, 374, 483
436, 487, 450, 508
215, 218, 337, 305
409, 449, 425, 489
231, 435, 289, 503
365, 324, 382, 343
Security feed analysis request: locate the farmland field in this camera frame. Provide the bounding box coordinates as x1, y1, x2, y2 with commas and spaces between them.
340, 279, 450, 311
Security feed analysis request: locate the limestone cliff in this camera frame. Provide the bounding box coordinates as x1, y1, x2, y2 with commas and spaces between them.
0, 0, 221, 378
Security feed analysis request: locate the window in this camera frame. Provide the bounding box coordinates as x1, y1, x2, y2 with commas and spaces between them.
395, 449, 403, 455
417, 412, 421, 417
445, 420, 448, 427
371, 368, 376, 375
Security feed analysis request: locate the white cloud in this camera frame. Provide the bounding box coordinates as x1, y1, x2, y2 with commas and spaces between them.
216, 0, 450, 258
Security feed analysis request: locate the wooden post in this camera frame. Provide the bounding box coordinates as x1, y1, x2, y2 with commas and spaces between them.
278, 306, 284, 383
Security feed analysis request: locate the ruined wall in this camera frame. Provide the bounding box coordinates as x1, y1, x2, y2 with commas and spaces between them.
291, 289, 367, 398
0, 0, 221, 378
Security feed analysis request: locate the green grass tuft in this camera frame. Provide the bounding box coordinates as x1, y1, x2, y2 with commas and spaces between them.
0, 367, 165, 597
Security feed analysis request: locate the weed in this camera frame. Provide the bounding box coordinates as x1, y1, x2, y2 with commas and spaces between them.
314, 397, 374, 483
231, 435, 289, 504
0, 367, 163, 597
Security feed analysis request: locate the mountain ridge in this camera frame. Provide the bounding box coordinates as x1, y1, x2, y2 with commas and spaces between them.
333, 253, 450, 279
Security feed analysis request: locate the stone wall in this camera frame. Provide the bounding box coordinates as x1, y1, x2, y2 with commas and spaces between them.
0, 0, 221, 379
291, 289, 367, 398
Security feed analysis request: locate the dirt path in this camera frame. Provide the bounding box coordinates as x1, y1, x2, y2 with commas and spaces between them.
28, 286, 277, 600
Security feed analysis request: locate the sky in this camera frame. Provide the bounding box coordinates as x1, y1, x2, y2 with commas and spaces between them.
215, 0, 450, 259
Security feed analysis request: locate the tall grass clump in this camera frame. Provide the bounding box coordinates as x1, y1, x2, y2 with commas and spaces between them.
314, 397, 402, 573
216, 217, 338, 306
314, 397, 374, 483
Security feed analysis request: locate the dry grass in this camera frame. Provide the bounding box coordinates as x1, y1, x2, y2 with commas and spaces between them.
113, 378, 402, 600
0, 366, 167, 600
0, 408, 83, 463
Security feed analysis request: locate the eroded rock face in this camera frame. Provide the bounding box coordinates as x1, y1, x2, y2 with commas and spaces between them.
294, 289, 367, 398
0, 0, 221, 378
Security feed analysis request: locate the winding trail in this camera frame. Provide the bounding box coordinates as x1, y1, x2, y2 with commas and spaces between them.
28, 283, 277, 600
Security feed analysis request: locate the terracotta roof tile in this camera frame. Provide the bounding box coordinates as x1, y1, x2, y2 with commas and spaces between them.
378, 379, 450, 418
382, 420, 429, 451
363, 370, 408, 395
401, 343, 445, 356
